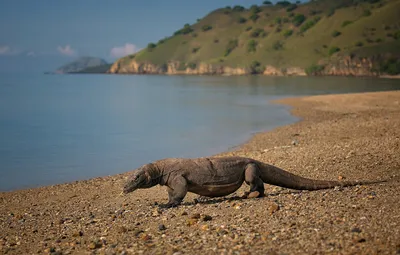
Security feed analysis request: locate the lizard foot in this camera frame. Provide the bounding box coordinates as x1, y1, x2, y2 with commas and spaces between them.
160, 201, 181, 208
194, 196, 209, 204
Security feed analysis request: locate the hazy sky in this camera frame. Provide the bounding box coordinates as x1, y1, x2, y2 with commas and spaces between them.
0, 0, 305, 72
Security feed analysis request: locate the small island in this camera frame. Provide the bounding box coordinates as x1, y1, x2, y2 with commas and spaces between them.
46, 56, 111, 74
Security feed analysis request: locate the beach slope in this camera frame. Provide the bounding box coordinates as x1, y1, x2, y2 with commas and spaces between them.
1, 91, 399, 254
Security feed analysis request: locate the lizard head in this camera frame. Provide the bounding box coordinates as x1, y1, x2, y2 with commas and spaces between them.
123, 164, 154, 193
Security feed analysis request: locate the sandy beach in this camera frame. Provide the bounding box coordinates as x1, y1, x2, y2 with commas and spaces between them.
1, 90, 399, 255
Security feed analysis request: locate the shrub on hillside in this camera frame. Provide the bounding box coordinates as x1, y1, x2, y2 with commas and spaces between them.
247, 40, 258, 53
250, 61, 263, 74
355, 41, 364, 47
224, 39, 239, 56
233, 5, 245, 12
305, 64, 325, 75
177, 62, 186, 71
286, 4, 298, 12
393, 31, 400, 40
328, 46, 341, 56
274, 17, 282, 25
187, 62, 197, 70
174, 24, 194, 35
272, 40, 284, 50
238, 17, 247, 24
292, 14, 306, 27
147, 43, 156, 51
250, 28, 266, 38
300, 17, 321, 33
353, 0, 381, 5
263, 1, 272, 5
202, 25, 213, 32
250, 5, 262, 13
283, 29, 293, 38
342, 20, 353, 27
363, 9, 372, 17
327, 8, 335, 17
223, 7, 231, 14
276, 1, 291, 7
380, 58, 400, 75
332, 30, 342, 37
250, 13, 260, 22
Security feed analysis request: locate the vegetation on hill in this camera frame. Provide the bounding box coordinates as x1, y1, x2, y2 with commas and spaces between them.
111, 0, 400, 76
73, 64, 112, 74
56, 57, 108, 73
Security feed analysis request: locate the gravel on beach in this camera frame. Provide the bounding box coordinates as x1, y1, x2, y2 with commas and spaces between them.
1, 91, 399, 255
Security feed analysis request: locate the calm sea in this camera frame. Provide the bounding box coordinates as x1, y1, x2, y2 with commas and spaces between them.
0, 73, 399, 191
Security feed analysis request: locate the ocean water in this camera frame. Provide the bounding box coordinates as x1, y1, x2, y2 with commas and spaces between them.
0, 73, 399, 191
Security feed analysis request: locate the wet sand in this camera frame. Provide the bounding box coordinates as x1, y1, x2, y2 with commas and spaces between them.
1, 91, 399, 255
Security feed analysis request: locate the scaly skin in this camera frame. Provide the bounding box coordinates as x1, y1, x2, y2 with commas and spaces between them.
123, 156, 384, 207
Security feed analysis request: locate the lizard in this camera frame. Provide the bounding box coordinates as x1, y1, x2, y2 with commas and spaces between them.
122, 156, 385, 207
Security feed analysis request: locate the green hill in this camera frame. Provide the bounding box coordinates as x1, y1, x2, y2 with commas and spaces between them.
109, 0, 400, 76
56, 57, 108, 73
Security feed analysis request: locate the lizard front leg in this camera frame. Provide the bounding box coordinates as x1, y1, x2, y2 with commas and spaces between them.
164, 175, 188, 207
244, 163, 265, 198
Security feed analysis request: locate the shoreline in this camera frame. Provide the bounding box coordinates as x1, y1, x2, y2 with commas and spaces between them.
67, 72, 400, 79
1, 90, 400, 254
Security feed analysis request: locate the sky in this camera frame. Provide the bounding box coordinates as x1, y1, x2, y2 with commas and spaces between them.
0, 0, 306, 72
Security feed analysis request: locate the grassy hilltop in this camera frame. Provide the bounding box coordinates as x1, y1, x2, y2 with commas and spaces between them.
110, 0, 400, 76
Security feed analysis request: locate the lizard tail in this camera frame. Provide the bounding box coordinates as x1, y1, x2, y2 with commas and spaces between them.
257, 162, 385, 190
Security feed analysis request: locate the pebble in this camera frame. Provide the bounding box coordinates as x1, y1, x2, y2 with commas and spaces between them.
152, 208, 162, 217
186, 219, 198, 226
88, 240, 102, 249
72, 230, 84, 237
202, 215, 212, 221
158, 224, 167, 231
268, 203, 280, 215
190, 213, 201, 219
140, 234, 152, 241
133, 229, 144, 237
119, 226, 128, 233
200, 225, 209, 231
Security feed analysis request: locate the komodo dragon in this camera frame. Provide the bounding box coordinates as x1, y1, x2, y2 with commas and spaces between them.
123, 156, 384, 207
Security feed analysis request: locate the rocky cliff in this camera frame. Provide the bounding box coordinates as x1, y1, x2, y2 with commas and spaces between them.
108, 56, 388, 77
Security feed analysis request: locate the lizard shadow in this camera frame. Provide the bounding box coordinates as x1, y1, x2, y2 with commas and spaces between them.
177, 190, 303, 206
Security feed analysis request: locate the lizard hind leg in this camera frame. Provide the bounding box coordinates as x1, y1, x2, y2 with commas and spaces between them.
244, 163, 265, 199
